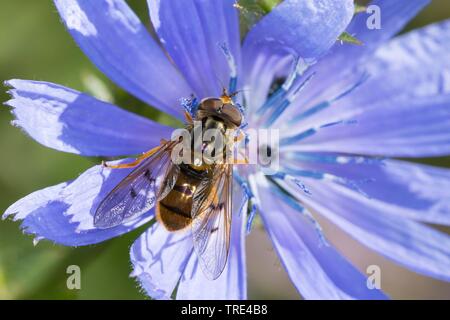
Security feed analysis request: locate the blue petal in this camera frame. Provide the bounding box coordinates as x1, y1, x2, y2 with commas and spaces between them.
288, 20, 450, 124
242, 0, 354, 116
243, 0, 354, 60
3, 161, 153, 246
280, 0, 431, 120
53, 0, 192, 118
337, 20, 450, 107
4, 79, 172, 156
365, 19, 450, 76
327, 0, 431, 68
290, 178, 450, 282
176, 194, 247, 300
286, 157, 450, 226
278, 21, 450, 153
130, 223, 192, 300
148, 0, 240, 98
252, 174, 387, 299
281, 94, 450, 157
244, 53, 292, 117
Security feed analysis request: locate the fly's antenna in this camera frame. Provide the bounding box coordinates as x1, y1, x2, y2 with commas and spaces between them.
213, 72, 227, 97
229, 89, 250, 98
219, 85, 250, 127
220, 87, 233, 104
221, 88, 250, 105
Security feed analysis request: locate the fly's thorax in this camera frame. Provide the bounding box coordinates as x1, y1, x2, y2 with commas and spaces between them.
203, 115, 228, 132
171, 95, 243, 167
196, 97, 242, 128
194, 116, 235, 167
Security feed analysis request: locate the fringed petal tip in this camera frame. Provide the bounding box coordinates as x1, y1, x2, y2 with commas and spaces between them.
3, 208, 65, 249
3, 206, 20, 222
129, 223, 193, 300
3, 79, 14, 88
3, 80, 20, 109
129, 262, 172, 300
19, 227, 46, 247
2, 163, 154, 247
129, 212, 247, 300
4, 198, 70, 248
2, 79, 171, 157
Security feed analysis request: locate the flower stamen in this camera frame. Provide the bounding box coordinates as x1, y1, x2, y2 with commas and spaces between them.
219, 42, 238, 93
288, 71, 370, 125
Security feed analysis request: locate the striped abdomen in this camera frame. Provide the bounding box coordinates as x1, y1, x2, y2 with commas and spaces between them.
156, 164, 209, 231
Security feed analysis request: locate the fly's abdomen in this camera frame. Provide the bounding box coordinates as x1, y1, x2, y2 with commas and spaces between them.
156, 165, 207, 231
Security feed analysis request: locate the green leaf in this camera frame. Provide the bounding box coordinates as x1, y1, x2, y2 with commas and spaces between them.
234, 0, 281, 36
338, 32, 363, 46
257, 0, 281, 13
355, 4, 367, 14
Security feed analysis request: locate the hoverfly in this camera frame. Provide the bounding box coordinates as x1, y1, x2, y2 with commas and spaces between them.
94, 89, 244, 280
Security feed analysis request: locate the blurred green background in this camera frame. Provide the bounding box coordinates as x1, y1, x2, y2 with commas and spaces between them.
0, 0, 450, 299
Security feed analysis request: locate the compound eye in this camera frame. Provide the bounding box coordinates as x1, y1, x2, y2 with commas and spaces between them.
222, 104, 242, 127
199, 98, 223, 112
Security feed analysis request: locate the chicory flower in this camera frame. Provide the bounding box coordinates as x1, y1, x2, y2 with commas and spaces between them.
3, 0, 450, 299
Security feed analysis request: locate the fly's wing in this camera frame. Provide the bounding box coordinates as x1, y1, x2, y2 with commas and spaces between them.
191, 164, 232, 280
157, 164, 180, 201
94, 141, 179, 229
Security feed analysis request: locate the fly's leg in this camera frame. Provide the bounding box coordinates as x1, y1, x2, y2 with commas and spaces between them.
234, 131, 245, 143
229, 131, 248, 165
233, 158, 249, 165
184, 111, 193, 125
102, 160, 142, 169
102, 144, 163, 169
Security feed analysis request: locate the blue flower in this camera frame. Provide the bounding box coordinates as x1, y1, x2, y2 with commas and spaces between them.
3, 0, 450, 300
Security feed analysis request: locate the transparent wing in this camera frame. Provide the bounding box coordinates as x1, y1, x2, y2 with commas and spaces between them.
191, 164, 233, 280
94, 141, 179, 229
